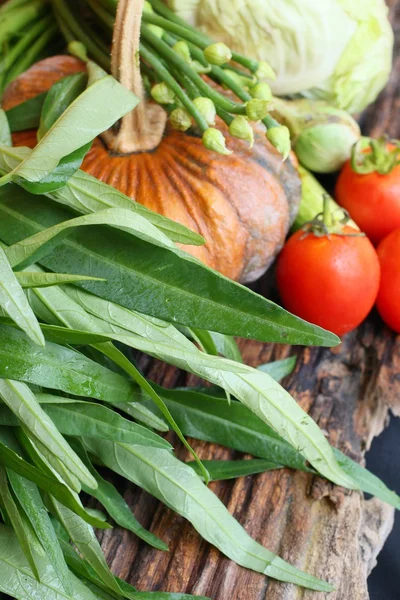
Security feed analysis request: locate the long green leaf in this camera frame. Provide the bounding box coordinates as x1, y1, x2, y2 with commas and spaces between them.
7, 469, 72, 592
0, 144, 204, 246
5, 91, 47, 132
16, 271, 105, 288
27, 431, 83, 493
0, 245, 44, 345
83, 438, 334, 593
0, 109, 11, 146
6, 206, 178, 270
208, 331, 242, 362
49, 497, 123, 596
7, 74, 138, 190
43, 402, 172, 450
35, 315, 354, 489
257, 356, 297, 381
0, 379, 97, 489
58, 534, 209, 600
26, 284, 354, 488
0, 524, 101, 600
70, 440, 168, 551
0, 466, 43, 580
25, 282, 208, 482
0, 428, 109, 528
0, 185, 339, 346
0, 323, 134, 402
187, 459, 282, 481
151, 387, 400, 509
37, 73, 88, 140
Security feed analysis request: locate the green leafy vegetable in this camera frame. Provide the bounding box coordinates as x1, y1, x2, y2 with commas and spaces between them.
257, 356, 297, 381
58, 533, 208, 600
0, 110, 11, 146
37, 72, 88, 140
0, 185, 339, 346
49, 497, 123, 596
0, 246, 44, 345
0, 430, 109, 528
5, 92, 47, 132
0, 523, 100, 600
187, 458, 282, 481
5, 206, 178, 270
83, 438, 334, 592
43, 402, 172, 450
7, 469, 72, 592
0, 466, 42, 580
0, 378, 97, 489
15, 271, 106, 288
151, 386, 400, 509
0, 143, 204, 246
70, 440, 168, 551
3, 74, 138, 192
0, 323, 134, 402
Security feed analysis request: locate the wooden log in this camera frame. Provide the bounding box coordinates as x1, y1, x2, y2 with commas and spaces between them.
98, 2, 400, 598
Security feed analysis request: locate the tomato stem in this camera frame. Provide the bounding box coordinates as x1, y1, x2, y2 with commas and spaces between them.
351, 136, 400, 175
301, 194, 365, 238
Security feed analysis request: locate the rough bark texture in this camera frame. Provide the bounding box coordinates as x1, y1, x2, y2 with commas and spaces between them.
97, 2, 400, 598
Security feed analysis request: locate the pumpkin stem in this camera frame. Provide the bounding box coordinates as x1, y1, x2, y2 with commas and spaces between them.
102, 0, 166, 153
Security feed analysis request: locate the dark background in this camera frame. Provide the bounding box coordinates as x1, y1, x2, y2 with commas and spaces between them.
367, 418, 400, 599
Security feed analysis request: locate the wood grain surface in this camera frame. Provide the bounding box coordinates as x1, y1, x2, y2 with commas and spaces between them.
98, 1, 399, 598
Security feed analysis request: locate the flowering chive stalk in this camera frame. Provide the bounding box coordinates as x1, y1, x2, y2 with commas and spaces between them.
51, 0, 287, 157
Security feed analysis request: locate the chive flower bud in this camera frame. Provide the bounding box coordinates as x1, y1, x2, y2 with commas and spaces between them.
202, 128, 232, 155
229, 116, 254, 148
204, 42, 232, 66
193, 97, 216, 126
266, 125, 291, 160
151, 82, 175, 105
191, 60, 212, 74
68, 41, 88, 62
255, 61, 276, 81
249, 82, 272, 101
246, 99, 271, 121
143, 0, 162, 35
170, 107, 192, 131
147, 24, 163, 38
172, 40, 191, 63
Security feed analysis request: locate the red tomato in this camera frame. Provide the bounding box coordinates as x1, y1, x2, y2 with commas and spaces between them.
276, 227, 380, 336
376, 229, 400, 333
336, 158, 400, 246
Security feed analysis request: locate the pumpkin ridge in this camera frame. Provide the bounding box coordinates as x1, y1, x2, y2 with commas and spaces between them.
165, 148, 246, 278
160, 150, 217, 246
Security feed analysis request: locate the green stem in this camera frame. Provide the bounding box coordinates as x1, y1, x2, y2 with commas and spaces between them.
90, 0, 116, 14
146, 0, 259, 72
169, 66, 201, 99
141, 25, 246, 114
85, 0, 114, 30
51, 0, 110, 70
0, 0, 47, 44
216, 106, 233, 126
2, 22, 58, 90
142, 11, 212, 49
140, 43, 208, 132
0, 14, 52, 79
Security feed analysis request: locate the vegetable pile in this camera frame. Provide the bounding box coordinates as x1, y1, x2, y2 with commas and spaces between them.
0, 0, 399, 599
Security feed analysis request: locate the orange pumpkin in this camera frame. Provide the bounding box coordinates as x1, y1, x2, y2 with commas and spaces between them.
3, 55, 301, 283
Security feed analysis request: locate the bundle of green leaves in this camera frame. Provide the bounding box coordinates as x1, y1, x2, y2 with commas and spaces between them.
0, 57, 398, 600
